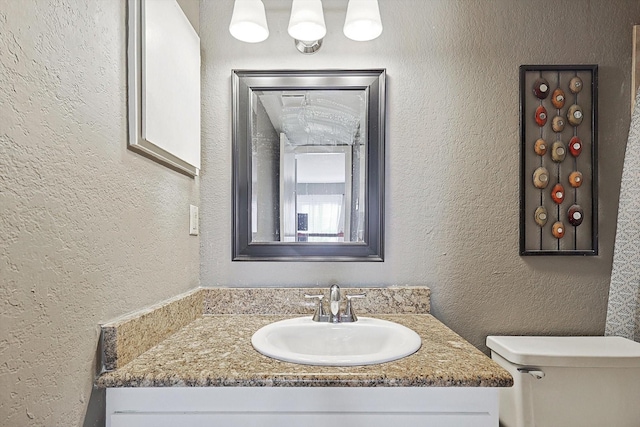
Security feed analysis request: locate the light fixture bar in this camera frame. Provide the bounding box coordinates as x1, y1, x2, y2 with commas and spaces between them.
294, 39, 323, 54
229, 0, 383, 53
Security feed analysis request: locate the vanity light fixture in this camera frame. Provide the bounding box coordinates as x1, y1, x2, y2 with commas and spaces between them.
288, 0, 327, 54
343, 0, 383, 42
228, 0, 269, 43
229, 0, 383, 54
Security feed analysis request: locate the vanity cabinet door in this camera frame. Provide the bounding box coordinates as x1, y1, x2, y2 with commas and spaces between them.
111, 412, 494, 427
107, 387, 499, 427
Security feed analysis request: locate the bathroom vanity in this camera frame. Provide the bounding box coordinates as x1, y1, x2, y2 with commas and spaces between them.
97, 287, 512, 427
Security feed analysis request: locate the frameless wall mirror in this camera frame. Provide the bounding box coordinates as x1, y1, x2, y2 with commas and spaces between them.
232, 69, 385, 261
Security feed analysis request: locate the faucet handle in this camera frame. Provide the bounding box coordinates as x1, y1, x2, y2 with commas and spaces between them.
304, 294, 327, 322
344, 293, 366, 322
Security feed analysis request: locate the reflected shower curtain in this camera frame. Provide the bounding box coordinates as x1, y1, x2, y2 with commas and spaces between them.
606, 92, 640, 342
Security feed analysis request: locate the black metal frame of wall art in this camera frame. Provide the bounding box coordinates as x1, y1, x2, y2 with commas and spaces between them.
519, 64, 598, 256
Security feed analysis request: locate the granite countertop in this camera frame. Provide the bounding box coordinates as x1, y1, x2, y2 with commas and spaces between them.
97, 313, 513, 388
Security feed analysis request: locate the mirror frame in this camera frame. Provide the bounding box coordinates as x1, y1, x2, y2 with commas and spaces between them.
232, 69, 385, 261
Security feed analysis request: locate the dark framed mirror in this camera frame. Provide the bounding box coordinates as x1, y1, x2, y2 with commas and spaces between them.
232, 69, 385, 261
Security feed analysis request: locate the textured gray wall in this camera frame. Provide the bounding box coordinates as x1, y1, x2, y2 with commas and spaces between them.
2, 0, 639, 425
200, 0, 640, 350
1, 1, 199, 425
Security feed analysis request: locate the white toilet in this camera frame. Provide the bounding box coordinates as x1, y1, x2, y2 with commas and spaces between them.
486, 335, 640, 427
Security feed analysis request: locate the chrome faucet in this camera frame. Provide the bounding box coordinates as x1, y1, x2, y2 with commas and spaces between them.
305, 284, 365, 323
329, 284, 341, 323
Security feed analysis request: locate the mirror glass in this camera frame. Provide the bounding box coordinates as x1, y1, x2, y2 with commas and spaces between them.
232, 70, 385, 261
252, 89, 366, 244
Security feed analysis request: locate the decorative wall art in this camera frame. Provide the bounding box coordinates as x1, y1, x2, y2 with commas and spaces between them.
127, 0, 201, 177
520, 65, 598, 255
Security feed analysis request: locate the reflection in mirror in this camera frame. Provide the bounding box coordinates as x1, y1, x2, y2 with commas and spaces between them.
252, 90, 366, 244
233, 70, 385, 261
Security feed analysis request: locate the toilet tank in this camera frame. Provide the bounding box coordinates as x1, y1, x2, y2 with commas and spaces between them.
486, 336, 640, 427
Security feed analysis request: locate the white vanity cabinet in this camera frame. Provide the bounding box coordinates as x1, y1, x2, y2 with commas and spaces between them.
106, 387, 499, 427
99, 291, 511, 427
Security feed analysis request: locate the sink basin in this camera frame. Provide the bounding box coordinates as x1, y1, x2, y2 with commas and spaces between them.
251, 317, 422, 366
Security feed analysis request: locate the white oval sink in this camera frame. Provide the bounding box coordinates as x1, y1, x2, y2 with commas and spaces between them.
251, 317, 422, 366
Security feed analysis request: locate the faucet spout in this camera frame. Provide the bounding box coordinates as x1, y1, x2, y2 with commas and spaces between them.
329, 284, 341, 323
305, 285, 364, 323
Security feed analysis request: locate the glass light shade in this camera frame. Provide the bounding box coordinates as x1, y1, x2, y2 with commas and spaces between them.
343, 0, 383, 41
288, 0, 326, 42
229, 0, 269, 43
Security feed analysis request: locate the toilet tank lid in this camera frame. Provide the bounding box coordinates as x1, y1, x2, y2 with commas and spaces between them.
486, 336, 640, 368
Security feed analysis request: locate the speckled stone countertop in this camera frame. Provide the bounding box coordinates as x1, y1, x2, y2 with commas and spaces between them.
100, 287, 432, 371
97, 313, 513, 388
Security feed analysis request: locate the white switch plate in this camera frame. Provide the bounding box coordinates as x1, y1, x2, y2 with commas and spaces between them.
189, 205, 199, 236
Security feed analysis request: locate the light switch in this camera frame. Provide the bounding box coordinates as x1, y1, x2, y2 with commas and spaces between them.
189, 205, 199, 236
